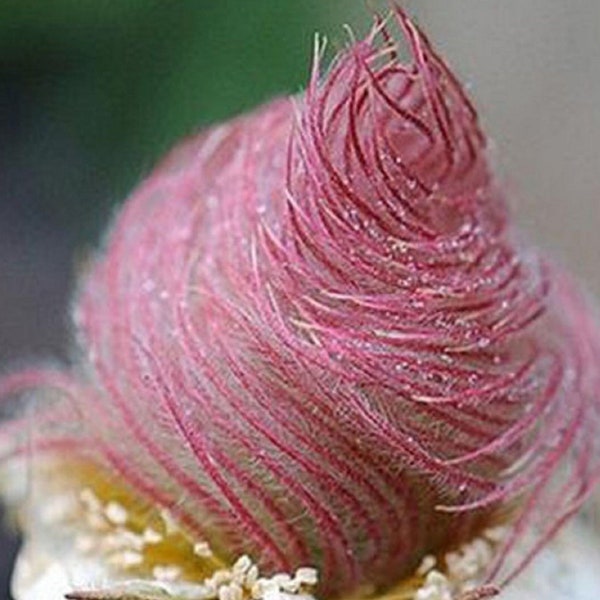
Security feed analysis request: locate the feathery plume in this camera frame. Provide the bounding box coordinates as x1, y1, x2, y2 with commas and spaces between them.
1, 7, 599, 600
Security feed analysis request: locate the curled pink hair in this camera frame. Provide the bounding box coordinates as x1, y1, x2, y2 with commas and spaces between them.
2, 7, 600, 598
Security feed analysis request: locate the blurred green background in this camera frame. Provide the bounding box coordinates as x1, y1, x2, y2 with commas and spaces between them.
0, 1, 368, 243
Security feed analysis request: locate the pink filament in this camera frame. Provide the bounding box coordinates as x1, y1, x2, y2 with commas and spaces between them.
2, 7, 600, 598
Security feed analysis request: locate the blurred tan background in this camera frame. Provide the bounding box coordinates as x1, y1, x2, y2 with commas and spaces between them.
0, 2, 598, 597
408, 0, 600, 297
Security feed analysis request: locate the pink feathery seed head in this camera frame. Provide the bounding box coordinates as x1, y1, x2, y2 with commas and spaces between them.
2, 6, 600, 599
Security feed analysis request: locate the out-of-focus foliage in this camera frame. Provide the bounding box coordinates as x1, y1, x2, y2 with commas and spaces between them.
0, 1, 367, 239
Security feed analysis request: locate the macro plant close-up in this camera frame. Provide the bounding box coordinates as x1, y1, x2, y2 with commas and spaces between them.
1, 3, 599, 600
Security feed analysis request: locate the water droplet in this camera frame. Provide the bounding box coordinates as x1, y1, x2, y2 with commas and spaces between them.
477, 337, 491, 349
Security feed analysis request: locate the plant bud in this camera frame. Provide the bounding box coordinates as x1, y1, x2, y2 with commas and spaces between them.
1, 7, 599, 600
